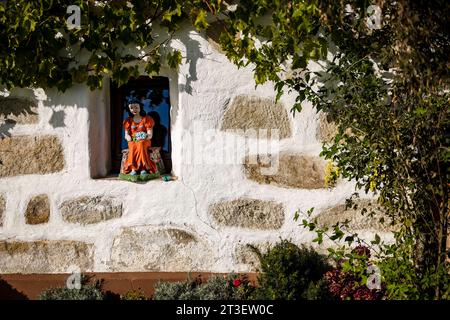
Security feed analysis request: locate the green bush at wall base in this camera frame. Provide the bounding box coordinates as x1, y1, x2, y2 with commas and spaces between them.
251, 240, 333, 300
154, 274, 254, 300
120, 289, 148, 300
39, 283, 104, 300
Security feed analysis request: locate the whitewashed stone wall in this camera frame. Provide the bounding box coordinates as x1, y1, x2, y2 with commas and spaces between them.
0, 25, 388, 274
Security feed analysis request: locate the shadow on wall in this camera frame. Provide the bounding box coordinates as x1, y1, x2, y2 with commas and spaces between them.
1, 23, 215, 138
0, 96, 39, 138
173, 24, 219, 95
0, 121, 16, 139
0, 278, 28, 300
0, 90, 72, 138
49, 109, 66, 128
148, 111, 168, 149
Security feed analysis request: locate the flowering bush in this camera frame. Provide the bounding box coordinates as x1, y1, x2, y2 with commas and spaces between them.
325, 245, 385, 300
325, 269, 384, 300
132, 132, 147, 142
153, 274, 254, 300
233, 279, 242, 287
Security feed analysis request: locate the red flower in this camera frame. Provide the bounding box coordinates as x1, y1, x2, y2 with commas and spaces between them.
233, 279, 242, 287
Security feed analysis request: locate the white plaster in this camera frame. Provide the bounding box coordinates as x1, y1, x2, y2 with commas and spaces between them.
0, 26, 377, 273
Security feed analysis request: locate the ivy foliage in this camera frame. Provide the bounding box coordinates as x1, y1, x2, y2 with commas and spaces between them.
0, 0, 220, 91
206, 0, 449, 298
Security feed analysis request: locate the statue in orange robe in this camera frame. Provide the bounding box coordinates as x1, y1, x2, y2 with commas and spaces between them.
123, 102, 158, 175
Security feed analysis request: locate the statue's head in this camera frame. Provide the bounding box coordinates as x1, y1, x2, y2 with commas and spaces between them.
127, 101, 145, 117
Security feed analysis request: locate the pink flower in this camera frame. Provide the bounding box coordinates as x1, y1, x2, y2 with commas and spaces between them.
233, 279, 242, 287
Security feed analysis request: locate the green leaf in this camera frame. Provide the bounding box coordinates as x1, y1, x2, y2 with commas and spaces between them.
292, 55, 307, 69
344, 236, 354, 243
371, 234, 381, 245
145, 61, 161, 77
167, 50, 182, 69
194, 9, 208, 30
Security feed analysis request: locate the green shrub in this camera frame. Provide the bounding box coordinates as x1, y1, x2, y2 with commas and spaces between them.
252, 240, 333, 300
39, 280, 104, 300
153, 278, 196, 300
120, 289, 148, 300
153, 274, 254, 300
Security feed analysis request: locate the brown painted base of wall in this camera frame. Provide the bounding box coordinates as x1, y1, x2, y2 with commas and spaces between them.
0, 272, 258, 300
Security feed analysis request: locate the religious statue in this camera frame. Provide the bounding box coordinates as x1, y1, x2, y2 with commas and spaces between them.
119, 101, 160, 182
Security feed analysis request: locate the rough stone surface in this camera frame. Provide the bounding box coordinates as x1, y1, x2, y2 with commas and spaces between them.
0, 195, 5, 227
0, 96, 39, 124
315, 199, 397, 232
25, 194, 50, 225
221, 95, 292, 139
209, 198, 285, 230
243, 153, 327, 189
0, 240, 93, 273
0, 135, 64, 178
60, 196, 122, 225
316, 112, 338, 143
234, 243, 270, 272
110, 226, 215, 271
